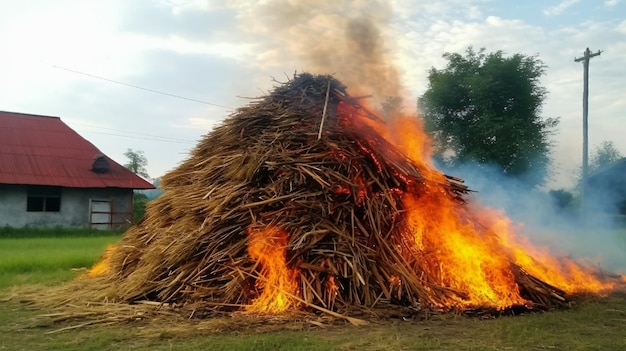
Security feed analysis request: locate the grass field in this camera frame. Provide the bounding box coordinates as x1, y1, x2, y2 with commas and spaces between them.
0, 229, 625, 350
0, 236, 118, 288
0, 231, 120, 289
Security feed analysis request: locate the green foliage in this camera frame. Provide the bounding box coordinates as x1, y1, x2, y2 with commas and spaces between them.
0, 226, 123, 238
549, 189, 574, 209
575, 140, 623, 187
123, 148, 149, 179
420, 47, 559, 187
589, 140, 623, 174
133, 192, 149, 223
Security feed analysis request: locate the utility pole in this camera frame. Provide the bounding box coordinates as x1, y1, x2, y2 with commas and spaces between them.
574, 47, 602, 220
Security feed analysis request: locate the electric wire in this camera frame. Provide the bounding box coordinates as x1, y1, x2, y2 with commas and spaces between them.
70, 122, 197, 144
76, 129, 197, 144
50, 65, 229, 145
52, 65, 234, 110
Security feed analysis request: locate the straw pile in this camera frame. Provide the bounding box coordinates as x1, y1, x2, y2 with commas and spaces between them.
92, 73, 569, 318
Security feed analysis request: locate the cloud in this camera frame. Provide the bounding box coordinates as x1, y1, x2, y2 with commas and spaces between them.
391, 8, 626, 190
174, 116, 222, 131
106, 1, 626, 187
544, 0, 581, 16
604, 0, 622, 7
2, 0, 625, 188
117, 1, 238, 42
228, 0, 405, 102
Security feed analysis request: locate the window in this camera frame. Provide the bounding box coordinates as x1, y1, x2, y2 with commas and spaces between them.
26, 186, 62, 212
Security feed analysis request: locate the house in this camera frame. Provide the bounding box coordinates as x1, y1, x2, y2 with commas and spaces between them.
586, 158, 626, 215
0, 111, 155, 229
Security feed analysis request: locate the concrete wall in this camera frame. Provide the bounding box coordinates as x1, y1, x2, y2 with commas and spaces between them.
0, 184, 133, 228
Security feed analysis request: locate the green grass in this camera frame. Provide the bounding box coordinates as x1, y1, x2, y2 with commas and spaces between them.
0, 229, 625, 350
0, 226, 124, 238
0, 235, 120, 288
2, 296, 626, 350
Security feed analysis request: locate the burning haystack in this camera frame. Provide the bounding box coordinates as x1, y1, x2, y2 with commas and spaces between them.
89, 73, 611, 319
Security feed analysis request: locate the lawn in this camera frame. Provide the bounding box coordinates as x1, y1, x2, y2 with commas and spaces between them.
0, 231, 120, 289
0, 229, 625, 351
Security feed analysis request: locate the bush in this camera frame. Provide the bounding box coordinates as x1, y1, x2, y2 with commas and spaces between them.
133, 192, 149, 223
549, 189, 574, 210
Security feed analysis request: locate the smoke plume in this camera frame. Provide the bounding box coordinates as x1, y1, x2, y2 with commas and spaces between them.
234, 0, 404, 103
450, 161, 626, 274
228, 0, 625, 274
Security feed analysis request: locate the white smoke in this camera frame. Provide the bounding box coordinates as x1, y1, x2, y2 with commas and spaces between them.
445, 160, 626, 274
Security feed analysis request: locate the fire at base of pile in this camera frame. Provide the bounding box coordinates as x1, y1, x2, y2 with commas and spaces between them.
84, 73, 614, 322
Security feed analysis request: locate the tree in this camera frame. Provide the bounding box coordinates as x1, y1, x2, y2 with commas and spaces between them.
549, 189, 574, 210
575, 140, 623, 187
133, 192, 149, 223
124, 149, 149, 179
420, 47, 559, 187
589, 140, 622, 174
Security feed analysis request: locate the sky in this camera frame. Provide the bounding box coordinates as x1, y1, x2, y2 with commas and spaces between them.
1, 0, 625, 190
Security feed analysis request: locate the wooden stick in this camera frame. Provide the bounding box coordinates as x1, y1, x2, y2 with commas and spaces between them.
287, 291, 368, 326
317, 80, 331, 140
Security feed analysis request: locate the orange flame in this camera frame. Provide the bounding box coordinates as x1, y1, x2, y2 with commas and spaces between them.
403, 193, 525, 309
473, 209, 611, 294
246, 226, 298, 313
86, 244, 116, 278
326, 275, 339, 297
325, 275, 339, 309
357, 109, 613, 309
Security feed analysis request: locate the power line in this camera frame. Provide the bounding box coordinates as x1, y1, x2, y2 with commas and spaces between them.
52, 65, 234, 109
70, 121, 196, 144
76, 129, 197, 144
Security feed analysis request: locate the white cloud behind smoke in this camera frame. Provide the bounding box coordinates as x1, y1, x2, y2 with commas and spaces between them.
1, 0, 625, 189
1, 0, 625, 273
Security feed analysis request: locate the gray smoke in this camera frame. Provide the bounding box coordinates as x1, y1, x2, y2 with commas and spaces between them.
232, 0, 404, 104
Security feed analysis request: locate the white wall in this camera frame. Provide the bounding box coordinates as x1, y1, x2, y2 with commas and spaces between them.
0, 185, 133, 228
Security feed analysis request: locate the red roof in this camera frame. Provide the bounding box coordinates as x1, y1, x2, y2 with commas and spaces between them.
0, 111, 154, 189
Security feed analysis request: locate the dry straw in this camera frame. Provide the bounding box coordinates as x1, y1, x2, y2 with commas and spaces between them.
64, 73, 570, 324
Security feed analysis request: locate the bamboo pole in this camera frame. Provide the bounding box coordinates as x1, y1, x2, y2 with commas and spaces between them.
317, 80, 331, 140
